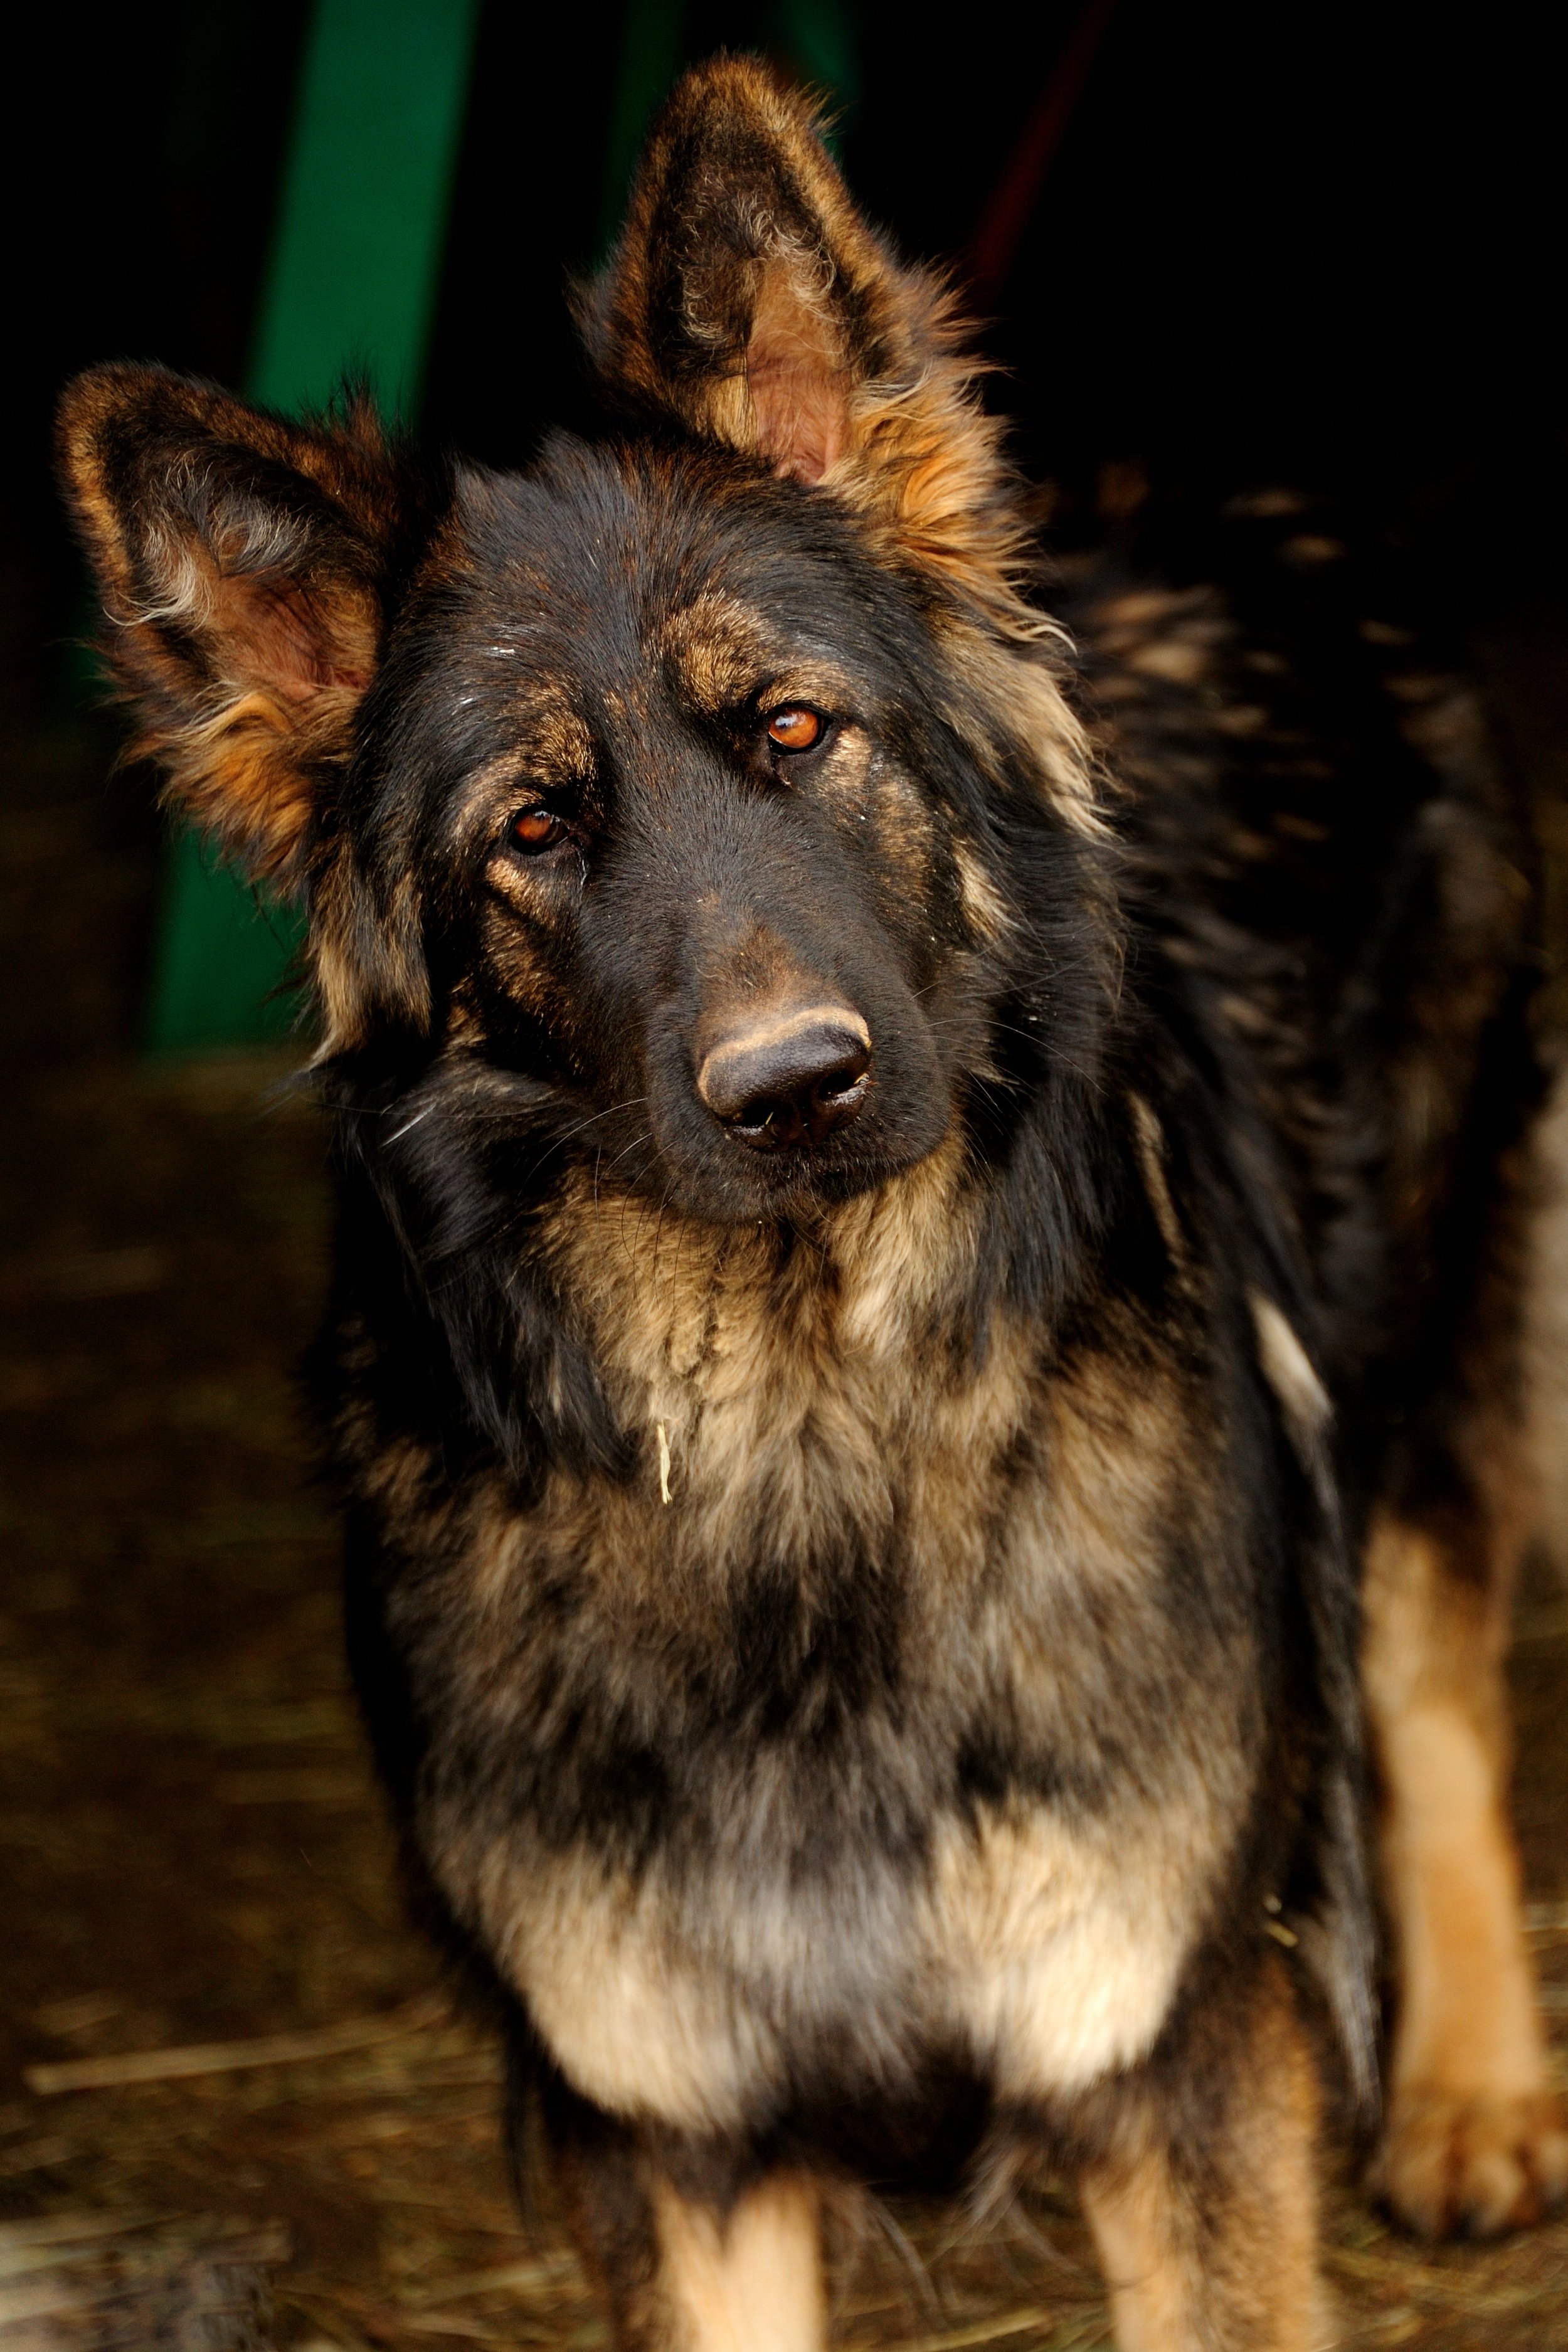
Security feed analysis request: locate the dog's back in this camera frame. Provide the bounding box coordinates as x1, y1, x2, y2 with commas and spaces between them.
1064, 497, 1565, 2243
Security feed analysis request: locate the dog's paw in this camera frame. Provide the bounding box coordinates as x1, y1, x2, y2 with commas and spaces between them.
1375, 2087, 1568, 2238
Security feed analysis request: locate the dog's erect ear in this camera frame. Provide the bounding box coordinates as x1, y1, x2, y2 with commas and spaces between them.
583, 60, 1027, 623
57, 365, 409, 886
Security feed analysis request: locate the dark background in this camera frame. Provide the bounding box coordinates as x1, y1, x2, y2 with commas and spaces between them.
8, 0, 1565, 707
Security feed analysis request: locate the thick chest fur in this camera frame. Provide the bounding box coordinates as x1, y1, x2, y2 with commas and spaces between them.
356, 1150, 1271, 2137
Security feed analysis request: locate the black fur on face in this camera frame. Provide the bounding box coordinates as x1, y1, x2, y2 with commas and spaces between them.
332, 435, 1113, 1227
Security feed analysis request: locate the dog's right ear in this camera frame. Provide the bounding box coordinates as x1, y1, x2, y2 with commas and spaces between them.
57, 364, 410, 888
583, 61, 1033, 633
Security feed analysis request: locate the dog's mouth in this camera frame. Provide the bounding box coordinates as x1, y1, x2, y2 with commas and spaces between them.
654, 1088, 948, 1222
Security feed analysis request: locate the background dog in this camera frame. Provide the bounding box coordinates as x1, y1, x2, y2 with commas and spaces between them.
57, 58, 1565, 2352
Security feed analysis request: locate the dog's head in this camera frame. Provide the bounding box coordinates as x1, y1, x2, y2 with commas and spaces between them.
60, 60, 1113, 1226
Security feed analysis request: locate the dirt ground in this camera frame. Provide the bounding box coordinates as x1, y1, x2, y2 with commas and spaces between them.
3, 635, 1568, 2348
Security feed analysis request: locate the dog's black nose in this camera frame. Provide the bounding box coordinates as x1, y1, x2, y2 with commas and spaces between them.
696, 1007, 871, 1150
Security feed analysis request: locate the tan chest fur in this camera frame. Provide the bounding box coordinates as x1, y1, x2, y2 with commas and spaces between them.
416, 1147, 1253, 2133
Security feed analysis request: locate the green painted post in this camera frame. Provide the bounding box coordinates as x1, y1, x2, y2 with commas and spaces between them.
146, 0, 482, 1054
250, 0, 482, 421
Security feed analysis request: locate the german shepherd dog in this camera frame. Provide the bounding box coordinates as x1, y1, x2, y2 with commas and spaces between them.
58, 60, 1568, 2350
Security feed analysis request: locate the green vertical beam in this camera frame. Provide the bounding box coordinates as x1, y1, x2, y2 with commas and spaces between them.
147, 0, 482, 1054
250, 0, 482, 420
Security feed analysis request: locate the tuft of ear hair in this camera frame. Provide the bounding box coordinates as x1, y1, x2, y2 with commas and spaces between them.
56, 365, 408, 887
583, 58, 1038, 635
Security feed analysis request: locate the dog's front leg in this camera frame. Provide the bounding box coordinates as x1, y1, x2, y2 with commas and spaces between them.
1363, 1503, 1568, 2235
542, 2086, 825, 2352
645, 2169, 825, 2352
1079, 1959, 1332, 2352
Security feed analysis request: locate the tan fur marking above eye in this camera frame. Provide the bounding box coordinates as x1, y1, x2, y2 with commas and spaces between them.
451, 725, 592, 874
654, 603, 862, 739
658, 592, 773, 712
509, 693, 594, 778
759, 665, 858, 717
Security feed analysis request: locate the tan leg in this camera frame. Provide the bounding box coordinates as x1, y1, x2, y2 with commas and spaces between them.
1364, 1507, 1568, 2235
651, 2173, 825, 2352
1081, 1963, 1332, 2352
552, 2112, 827, 2352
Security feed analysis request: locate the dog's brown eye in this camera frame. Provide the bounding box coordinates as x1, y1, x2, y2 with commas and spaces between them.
511, 808, 566, 853
766, 705, 824, 751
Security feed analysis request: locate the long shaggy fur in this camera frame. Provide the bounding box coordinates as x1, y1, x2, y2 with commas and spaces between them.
58, 56, 1564, 2347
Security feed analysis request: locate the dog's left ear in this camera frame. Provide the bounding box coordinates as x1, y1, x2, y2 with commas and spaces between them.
583, 59, 1024, 621
56, 364, 411, 889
